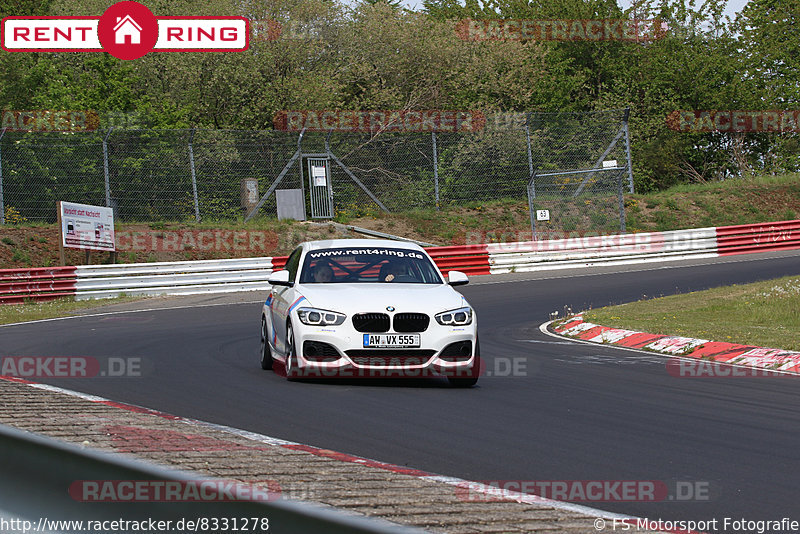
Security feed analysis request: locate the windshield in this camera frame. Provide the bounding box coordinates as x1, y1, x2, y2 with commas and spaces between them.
300, 247, 443, 284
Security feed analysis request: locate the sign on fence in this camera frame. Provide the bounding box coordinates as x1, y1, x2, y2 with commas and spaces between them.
58, 201, 115, 252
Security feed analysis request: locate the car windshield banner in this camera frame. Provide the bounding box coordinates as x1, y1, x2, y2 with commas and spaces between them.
303, 247, 441, 284
307, 247, 426, 261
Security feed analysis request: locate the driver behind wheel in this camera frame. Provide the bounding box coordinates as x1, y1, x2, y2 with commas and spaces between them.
380, 261, 414, 282
312, 263, 334, 283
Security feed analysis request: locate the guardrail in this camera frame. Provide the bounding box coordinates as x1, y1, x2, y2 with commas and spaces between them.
0, 423, 423, 534
0, 220, 798, 303
74, 257, 283, 301
487, 227, 718, 274
427, 244, 491, 275
0, 266, 77, 304
716, 219, 800, 256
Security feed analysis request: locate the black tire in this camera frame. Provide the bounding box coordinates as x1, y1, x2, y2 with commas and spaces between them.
285, 321, 299, 381
260, 316, 274, 371
448, 338, 480, 388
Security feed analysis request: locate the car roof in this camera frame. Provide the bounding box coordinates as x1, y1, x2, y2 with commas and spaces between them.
302, 239, 426, 253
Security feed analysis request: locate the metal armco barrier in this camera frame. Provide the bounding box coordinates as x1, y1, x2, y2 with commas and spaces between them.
487, 227, 719, 274
0, 220, 798, 304
427, 244, 491, 275
715, 219, 800, 256
0, 266, 77, 304
74, 257, 281, 300
0, 424, 423, 534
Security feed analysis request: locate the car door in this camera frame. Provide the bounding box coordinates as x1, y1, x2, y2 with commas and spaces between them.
270, 246, 302, 356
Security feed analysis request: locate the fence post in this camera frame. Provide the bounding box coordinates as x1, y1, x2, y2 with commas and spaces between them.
299, 130, 306, 213
0, 128, 5, 224
618, 169, 626, 233
525, 116, 536, 241
527, 174, 537, 242
623, 107, 634, 193
431, 131, 440, 210
188, 128, 200, 222
524, 118, 534, 184
102, 128, 113, 208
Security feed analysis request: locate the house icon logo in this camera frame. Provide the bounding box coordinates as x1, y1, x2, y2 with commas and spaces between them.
97, 1, 158, 60
113, 15, 142, 45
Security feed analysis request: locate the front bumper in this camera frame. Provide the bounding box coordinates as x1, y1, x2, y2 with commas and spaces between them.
291, 321, 478, 379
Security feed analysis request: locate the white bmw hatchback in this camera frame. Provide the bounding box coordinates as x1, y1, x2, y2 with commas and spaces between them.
260, 239, 480, 386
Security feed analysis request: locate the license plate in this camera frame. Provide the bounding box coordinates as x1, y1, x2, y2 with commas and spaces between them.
363, 334, 420, 348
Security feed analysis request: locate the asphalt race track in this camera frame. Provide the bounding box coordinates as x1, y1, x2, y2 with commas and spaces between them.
4, 251, 800, 528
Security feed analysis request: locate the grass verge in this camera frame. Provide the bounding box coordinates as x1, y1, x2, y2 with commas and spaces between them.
584, 275, 800, 351
0, 296, 144, 326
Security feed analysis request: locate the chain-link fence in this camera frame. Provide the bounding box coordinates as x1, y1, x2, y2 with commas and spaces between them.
0, 109, 631, 234
527, 109, 634, 237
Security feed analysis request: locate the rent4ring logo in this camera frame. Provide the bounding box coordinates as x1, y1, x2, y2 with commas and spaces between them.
1, 1, 248, 60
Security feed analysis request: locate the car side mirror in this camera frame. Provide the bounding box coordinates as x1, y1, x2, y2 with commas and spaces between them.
268, 270, 293, 287
447, 270, 469, 286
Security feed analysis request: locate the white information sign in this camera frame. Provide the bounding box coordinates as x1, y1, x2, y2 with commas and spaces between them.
311, 164, 327, 187
59, 201, 115, 251
536, 209, 550, 221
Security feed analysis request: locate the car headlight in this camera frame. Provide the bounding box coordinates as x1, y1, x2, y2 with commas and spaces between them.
297, 307, 346, 326
435, 307, 473, 326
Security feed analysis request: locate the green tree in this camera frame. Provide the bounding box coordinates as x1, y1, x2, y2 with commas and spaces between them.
0, 0, 54, 17
735, 0, 800, 105
359, 0, 403, 8
594, 0, 764, 190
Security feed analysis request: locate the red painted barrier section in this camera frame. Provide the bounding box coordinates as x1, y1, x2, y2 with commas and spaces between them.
0, 266, 78, 305
427, 244, 490, 275
715, 219, 800, 256
271, 256, 288, 270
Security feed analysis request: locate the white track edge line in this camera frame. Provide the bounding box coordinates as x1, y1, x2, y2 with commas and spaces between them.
0, 299, 266, 329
